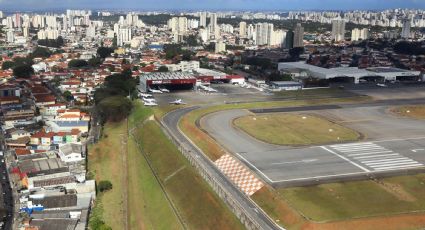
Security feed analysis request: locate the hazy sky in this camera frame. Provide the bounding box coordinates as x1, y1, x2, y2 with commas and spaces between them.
1, 0, 425, 11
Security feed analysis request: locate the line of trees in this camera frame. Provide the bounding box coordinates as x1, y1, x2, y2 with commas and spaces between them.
94, 69, 138, 123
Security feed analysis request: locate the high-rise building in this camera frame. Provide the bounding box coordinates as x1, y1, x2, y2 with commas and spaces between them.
200, 12, 207, 28
254, 23, 274, 46
239, 21, 247, 38
332, 19, 346, 42
351, 28, 369, 41
0, 11, 4, 18
23, 26, 29, 38
86, 24, 96, 38
209, 13, 219, 39
285, 30, 294, 49
6, 29, 15, 43
14, 13, 22, 28
401, 19, 411, 39
293, 23, 304, 47
215, 40, 226, 53
168, 17, 188, 35
117, 27, 132, 46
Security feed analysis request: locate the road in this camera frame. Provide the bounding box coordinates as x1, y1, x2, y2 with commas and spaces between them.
0, 152, 13, 230
163, 107, 281, 230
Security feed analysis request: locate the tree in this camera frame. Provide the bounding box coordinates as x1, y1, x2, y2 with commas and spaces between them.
31, 47, 52, 58
289, 47, 305, 59
2, 61, 15, 70
158, 66, 169, 72
97, 96, 132, 122
98, 180, 113, 192
68, 59, 88, 68
13, 65, 34, 78
97, 47, 114, 59
63, 91, 74, 101
88, 57, 102, 67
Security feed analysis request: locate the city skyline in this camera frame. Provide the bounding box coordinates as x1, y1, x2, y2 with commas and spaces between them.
1, 0, 425, 11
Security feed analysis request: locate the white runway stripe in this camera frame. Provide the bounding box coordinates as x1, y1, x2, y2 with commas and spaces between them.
330, 142, 373, 147
366, 161, 418, 167
332, 145, 383, 150
374, 164, 424, 171
348, 151, 393, 157
355, 153, 400, 159
362, 157, 411, 164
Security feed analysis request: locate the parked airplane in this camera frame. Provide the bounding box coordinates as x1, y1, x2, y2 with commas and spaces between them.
143, 97, 156, 103
144, 101, 158, 106
159, 88, 170, 93
139, 93, 153, 98
169, 99, 186, 105
149, 88, 163, 93
377, 83, 388, 87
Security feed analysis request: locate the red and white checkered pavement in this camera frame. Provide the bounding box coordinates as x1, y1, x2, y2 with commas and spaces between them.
215, 154, 264, 196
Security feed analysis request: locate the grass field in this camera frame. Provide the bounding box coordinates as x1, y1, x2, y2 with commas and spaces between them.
391, 105, 425, 120
274, 88, 361, 100
234, 114, 360, 146
280, 174, 425, 222
88, 122, 127, 229
88, 102, 183, 230
133, 120, 244, 230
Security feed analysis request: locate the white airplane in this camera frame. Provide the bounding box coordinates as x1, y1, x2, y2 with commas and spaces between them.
377, 83, 388, 87
144, 101, 158, 106
143, 97, 156, 103
207, 87, 218, 92
159, 88, 170, 93
139, 93, 153, 98
149, 88, 163, 94
169, 99, 186, 105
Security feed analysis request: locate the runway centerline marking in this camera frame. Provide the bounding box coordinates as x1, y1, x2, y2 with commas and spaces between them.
320, 146, 371, 172
271, 159, 318, 165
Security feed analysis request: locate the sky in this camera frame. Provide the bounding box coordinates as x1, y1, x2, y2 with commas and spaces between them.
1, 0, 425, 11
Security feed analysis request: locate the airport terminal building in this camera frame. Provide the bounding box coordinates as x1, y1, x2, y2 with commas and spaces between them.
278, 62, 421, 84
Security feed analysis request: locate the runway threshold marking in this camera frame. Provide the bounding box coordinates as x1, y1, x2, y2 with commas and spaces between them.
320, 146, 371, 172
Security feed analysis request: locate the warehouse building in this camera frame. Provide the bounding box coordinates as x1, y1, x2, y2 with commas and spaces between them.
278, 62, 421, 84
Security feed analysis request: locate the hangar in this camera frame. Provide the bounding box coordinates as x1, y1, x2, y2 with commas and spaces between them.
138, 69, 245, 92
278, 62, 421, 84
139, 72, 197, 92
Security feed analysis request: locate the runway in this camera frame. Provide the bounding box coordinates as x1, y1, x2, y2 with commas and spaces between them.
201, 103, 425, 187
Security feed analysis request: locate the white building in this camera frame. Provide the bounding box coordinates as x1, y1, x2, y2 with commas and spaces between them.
215, 41, 226, 53
200, 12, 207, 28
58, 143, 83, 163
351, 28, 369, 41
117, 27, 132, 47
239, 21, 247, 38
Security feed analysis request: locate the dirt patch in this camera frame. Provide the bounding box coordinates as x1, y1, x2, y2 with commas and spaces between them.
375, 180, 417, 202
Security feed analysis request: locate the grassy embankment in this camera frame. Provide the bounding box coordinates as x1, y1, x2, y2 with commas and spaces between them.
88, 101, 244, 230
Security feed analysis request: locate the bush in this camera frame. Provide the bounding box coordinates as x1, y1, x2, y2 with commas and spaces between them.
98, 180, 113, 193
31, 47, 52, 58
68, 59, 88, 68
2, 61, 15, 70
97, 47, 115, 59
13, 65, 34, 78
